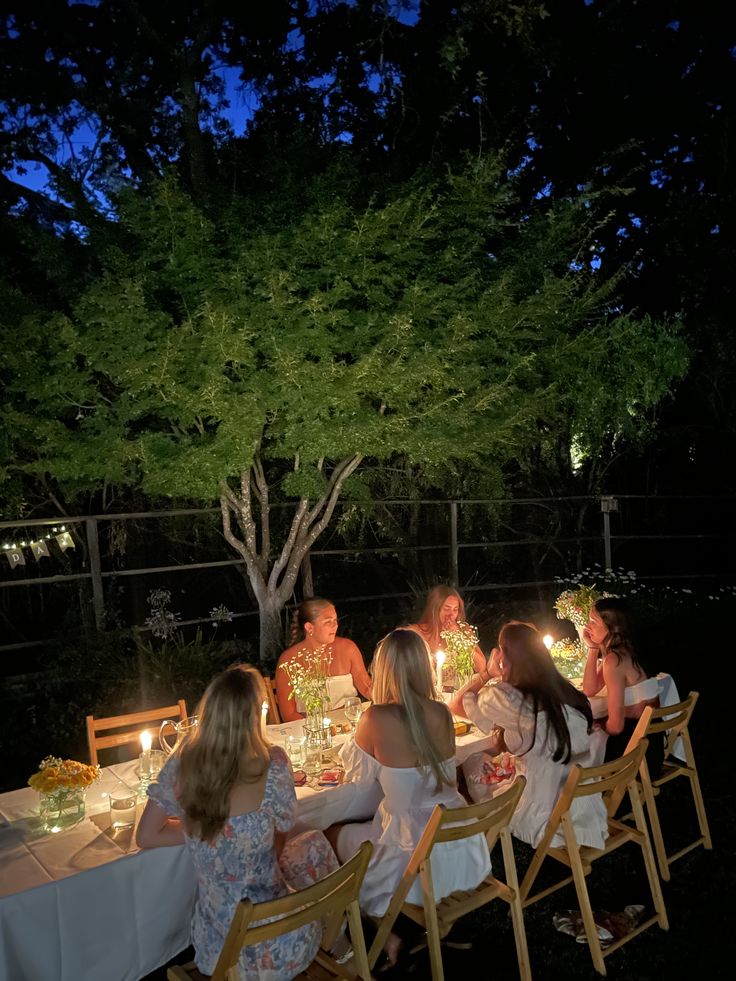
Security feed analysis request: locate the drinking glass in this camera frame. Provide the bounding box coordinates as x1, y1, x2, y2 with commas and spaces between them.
149, 749, 165, 780
343, 697, 362, 725
109, 786, 137, 830
286, 734, 306, 769
304, 730, 323, 776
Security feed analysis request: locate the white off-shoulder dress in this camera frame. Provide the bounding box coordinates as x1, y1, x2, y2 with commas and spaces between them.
462, 681, 608, 850
335, 740, 492, 917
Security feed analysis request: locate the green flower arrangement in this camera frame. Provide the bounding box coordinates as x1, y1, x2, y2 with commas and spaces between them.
440, 621, 479, 687
549, 638, 586, 680
554, 584, 610, 628
279, 645, 331, 719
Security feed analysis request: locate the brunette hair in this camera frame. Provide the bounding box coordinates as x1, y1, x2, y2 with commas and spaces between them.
417, 585, 466, 651
177, 666, 270, 843
499, 620, 592, 764
593, 597, 645, 672
289, 597, 334, 644
371, 628, 452, 790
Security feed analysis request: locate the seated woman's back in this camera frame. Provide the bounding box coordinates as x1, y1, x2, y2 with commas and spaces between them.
358, 699, 454, 768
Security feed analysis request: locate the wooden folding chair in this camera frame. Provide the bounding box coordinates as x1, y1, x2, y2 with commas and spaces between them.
368, 777, 530, 981
167, 841, 373, 981
518, 742, 667, 975
615, 691, 712, 881
86, 700, 188, 765
262, 675, 281, 725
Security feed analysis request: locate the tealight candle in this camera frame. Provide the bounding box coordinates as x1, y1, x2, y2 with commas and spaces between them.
435, 651, 446, 694
139, 730, 152, 779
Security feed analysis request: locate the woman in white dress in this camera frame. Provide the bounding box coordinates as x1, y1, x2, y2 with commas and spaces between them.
327, 629, 491, 965
582, 597, 664, 775
449, 621, 608, 850
405, 584, 486, 675
276, 597, 371, 722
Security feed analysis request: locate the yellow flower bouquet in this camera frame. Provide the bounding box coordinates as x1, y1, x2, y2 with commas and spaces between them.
29, 756, 101, 831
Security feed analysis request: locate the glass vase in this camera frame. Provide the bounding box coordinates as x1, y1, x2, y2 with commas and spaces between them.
39, 786, 86, 832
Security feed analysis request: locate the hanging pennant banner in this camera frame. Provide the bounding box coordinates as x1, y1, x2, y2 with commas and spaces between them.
55, 531, 75, 552
5, 548, 26, 568
30, 540, 51, 560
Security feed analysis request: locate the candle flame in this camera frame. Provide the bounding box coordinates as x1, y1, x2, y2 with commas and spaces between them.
435, 651, 446, 668
543, 634, 554, 650
140, 730, 152, 753
261, 700, 269, 713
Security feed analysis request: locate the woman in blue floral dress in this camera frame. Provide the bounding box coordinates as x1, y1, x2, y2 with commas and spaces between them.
137, 667, 338, 980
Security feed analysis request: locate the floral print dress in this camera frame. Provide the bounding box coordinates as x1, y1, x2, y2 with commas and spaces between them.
149, 746, 338, 980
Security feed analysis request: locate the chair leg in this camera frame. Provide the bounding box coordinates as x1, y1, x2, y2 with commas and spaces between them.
346, 899, 371, 981
563, 815, 607, 976
688, 768, 713, 851
500, 828, 532, 981
630, 785, 669, 931
419, 859, 444, 981
640, 768, 670, 882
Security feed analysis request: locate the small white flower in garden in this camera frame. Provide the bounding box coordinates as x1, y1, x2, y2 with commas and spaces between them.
210, 604, 234, 624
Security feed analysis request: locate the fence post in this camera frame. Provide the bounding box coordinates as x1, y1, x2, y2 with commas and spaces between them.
449, 501, 459, 586
600, 496, 618, 571
85, 518, 105, 632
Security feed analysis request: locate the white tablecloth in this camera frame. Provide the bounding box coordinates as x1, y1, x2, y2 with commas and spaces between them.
0, 711, 493, 981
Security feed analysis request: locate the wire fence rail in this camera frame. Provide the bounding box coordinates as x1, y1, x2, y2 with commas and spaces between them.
1, 495, 735, 653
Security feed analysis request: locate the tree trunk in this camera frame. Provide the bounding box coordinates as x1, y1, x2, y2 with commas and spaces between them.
258, 602, 284, 669
300, 551, 314, 598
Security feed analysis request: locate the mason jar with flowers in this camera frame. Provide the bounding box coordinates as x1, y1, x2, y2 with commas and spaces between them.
29, 756, 101, 832
554, 582, 614, 652
440, 621, 480, 691
279, 645, 332, 743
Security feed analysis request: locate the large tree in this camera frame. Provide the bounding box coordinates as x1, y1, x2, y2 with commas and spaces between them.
1, 157, 687, 657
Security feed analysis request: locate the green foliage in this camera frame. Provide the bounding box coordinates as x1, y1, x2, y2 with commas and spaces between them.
0, 158, 687, 514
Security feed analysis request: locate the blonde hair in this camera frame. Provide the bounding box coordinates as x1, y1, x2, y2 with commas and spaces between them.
178, 666, 270, 843
290, 597, 334, 644
371, 629, 452, 790
417, 585, 466, 651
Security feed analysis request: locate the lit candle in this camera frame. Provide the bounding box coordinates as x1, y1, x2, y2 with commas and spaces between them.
261, 700, 269, 737
435, 651, 446, 694
139, 730, 152, 778
543, 634, 554, 650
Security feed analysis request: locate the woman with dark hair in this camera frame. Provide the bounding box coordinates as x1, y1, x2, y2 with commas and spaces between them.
136, 666, 339, 980
582, 597, 663, 771
405, 584, 486, 674
276, 597, 371, 722
449, 621, 607, 849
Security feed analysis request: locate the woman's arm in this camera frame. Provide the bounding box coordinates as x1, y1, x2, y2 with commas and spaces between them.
353, 705, 376, 756
344, 639, 372, 700
275, 654, 304, 723
581, 631, 605, 696
448, 668, 491, 719
136, 799, 185, 848
601, 656, 626, 736
472, 645, 487, 676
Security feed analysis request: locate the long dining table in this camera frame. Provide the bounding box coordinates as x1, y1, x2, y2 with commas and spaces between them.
0, 708, 496, 981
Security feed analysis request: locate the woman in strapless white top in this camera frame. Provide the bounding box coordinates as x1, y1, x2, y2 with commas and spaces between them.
582, 597, 663, 774
405, 584, 486, 675
326, 629, 491, 966
276, 598, 371, 722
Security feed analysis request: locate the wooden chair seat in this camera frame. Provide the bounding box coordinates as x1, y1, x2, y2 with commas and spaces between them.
615, 691, 712, 880
168, 841, 373, 981
86, 700, 188, 765
368, 776, 531, 981
519, 742, 668, 976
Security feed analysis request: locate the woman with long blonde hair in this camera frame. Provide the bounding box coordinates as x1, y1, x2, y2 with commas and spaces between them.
137, 666, 339, 980
405, 584, 486, 677
327, 629, 491, 966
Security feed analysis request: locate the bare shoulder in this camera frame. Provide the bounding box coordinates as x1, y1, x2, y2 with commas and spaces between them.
335, 636, 361, 656
277, 644, 300, 666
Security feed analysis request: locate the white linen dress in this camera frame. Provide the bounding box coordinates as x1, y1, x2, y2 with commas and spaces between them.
335, 739, 492, 917
461, 681, 608, 850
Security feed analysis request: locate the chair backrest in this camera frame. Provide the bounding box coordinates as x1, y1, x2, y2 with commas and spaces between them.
546, 741, 647, 840
209, 840, 373, 981
86, 699, 188, 765
386, 776, 526, 910
262, 675, 281, 725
